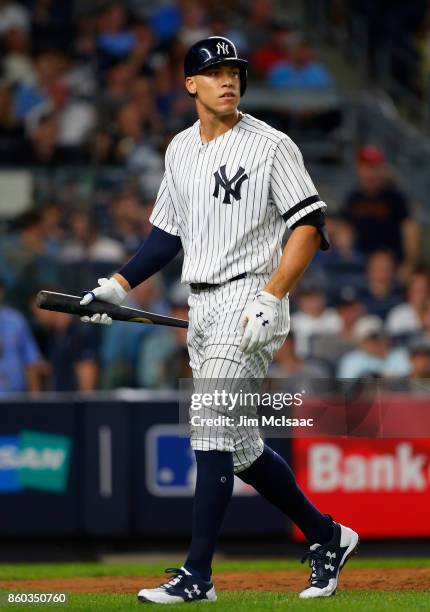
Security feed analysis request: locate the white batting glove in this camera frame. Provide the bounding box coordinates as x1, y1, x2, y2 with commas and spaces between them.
239, 291, 280, 353
80, 277, 128, 326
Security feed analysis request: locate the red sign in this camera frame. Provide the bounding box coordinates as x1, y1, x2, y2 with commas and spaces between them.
292, 438, 430, 539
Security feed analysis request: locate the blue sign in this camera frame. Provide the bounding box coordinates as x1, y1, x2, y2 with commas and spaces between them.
145, 424, 258, 498
0, 436, 23, 492
146, 425, 196, 496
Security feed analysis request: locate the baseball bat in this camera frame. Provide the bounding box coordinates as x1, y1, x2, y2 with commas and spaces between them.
36, 290, 188, 328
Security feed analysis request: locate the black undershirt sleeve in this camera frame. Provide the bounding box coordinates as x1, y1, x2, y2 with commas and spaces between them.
119, 226, 182, 289
290, 209, 330, 251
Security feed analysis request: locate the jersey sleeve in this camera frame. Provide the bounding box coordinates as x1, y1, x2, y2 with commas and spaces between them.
270, 137, 326, 227
149, 147, 180, 236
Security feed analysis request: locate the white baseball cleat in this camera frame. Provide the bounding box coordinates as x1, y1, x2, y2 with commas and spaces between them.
137, 567, 217, 604
299, 520, 359, 598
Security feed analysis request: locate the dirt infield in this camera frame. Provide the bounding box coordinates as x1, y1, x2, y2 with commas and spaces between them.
1, 568, 429, 593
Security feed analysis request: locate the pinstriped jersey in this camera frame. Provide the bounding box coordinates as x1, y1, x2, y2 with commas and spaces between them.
150, 113, 326, 284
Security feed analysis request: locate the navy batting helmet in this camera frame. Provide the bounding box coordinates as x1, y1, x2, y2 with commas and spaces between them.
184, 36, 248, 96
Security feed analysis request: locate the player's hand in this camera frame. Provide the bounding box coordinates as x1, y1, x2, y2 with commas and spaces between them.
239, 291, 280, 353
80, 277, 128, 325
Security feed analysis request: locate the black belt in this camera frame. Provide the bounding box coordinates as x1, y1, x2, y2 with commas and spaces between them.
190, 272, 247, 292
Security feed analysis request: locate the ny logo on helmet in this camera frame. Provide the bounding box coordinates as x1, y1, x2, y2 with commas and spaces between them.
216, 41, 230, 55
213, 165, 248, 204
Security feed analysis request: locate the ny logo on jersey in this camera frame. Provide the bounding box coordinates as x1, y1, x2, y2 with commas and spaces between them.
216, 41, 230, 55
213, 165, 248, 204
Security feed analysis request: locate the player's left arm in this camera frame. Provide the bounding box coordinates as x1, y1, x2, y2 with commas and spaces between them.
240, 138, 329, 353
264, 221, 324, 300
267, 136, 330, 297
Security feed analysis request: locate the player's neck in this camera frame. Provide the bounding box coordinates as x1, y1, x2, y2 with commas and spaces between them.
197, 108, 242, 144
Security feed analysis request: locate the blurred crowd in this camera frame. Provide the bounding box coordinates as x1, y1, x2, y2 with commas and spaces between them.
0, 0, 332, 168
2, 140, 430, 394
0, 1, 429, 394
323, 0, 430, 96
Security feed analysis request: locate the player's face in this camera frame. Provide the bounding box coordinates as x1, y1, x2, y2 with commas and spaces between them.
187, 64, 241, 115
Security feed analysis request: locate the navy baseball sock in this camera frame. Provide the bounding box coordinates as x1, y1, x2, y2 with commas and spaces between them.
184, 450, 234, 581
238, 445, 333, 544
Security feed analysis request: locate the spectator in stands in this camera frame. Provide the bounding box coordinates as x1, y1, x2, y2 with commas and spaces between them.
408, 337, 430, 380
14, 48, 65, 120
270, 331, 330, 391
0, 277, 42, 393
0, 210, 59, 311
60, 209, 125, 292
386, 269, 430, 337
0, 81, 26, 164
178, 1, 211, 47
39, 202, 64, 257
98, 58, 135, 131
318, 215, 366, 297
147, 0, 181, 42
96, 1, 135, 67
311, 286, 363, 370
74, 10, 97, 61
1, 24, 33, 86
343, 145, 417, 266
23, 111, 62, 165
26, 77, 95, 153
114, 101, 164, 197
290, 281, 341, 358
29, 0, 74, 51
137, 282, 190, 388
109, 191, 146, 254
416, 301, 430, 339
268, 41, 333, 88
246, 0, 274, 49
114, 102, 150, 163
384, 337, 430, 394
252, 19, 293, 78
209, 11, 248, 55
153, 51, 195, 132
360, 250, 403, 320
99, 276, 168, 389
30, 294, 98, 391
337, 315, 409, 379
0, 1, 29, 36
130, 76, 164, 137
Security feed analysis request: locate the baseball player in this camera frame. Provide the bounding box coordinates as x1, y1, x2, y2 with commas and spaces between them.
81, 37, 359, 603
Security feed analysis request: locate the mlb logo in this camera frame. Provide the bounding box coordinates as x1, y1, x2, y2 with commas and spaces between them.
146, 425, 195, 496
145, 425, 256, 497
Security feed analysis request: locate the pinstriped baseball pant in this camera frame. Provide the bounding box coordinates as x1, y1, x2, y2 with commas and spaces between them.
187, 273, 290, 473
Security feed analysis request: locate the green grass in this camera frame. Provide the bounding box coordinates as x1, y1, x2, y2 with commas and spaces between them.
0, 558, 430, 580
0, 592, 429, 612
0, 560, 429, 611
